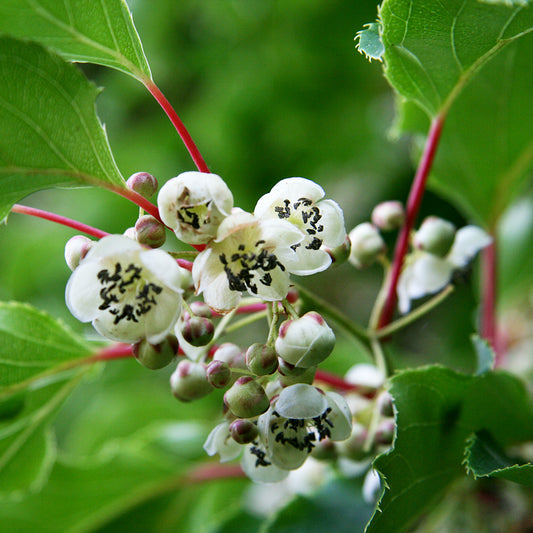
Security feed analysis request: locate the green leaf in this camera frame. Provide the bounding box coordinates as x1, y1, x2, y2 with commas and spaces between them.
265, 478, 375, 533
0, 37, 126, 221
0, 302, 91, 395
464, 430, 533, 488
0, 0, 151, 80
379, 0, 533, 224
0, 373, 85, 495
366, 366, 533, 533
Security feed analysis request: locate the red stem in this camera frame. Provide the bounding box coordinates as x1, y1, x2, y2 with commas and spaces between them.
378, 114, 446, 329
142, 79, 210, 174
91, 343, 134, 361
106, 184, 163, 223
314, 369, 376, 397
186, 463, 245, 483
11, 204, 110, 239
481, 240, 502, 364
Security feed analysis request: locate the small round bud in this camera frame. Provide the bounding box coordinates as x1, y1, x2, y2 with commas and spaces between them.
206, 360, 232, 388
64, 235, 92, 271
245, 343, 278, 376
275, 312, 335, 368
348, 223, 386, 268
132, 337, 177, 370
377, 391, 394, 418
213, 343, 246, 370
180, 316, 215, 347
134, 215, 166, 248
229, 418, 259, 444
277, 359, 307, 377
371, 201, 405, 231
335, 422, 371, 461
126, 172, 158, 199
413, 217, 456, 257
323, 235, 351, 266
182, 301, 212, 321
170, 360, 213, 402
224, 377, 269, 418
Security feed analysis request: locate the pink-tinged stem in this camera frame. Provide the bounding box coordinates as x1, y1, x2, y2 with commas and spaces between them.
105, 184, 163, 223
378, 114, 446, 329
176, 258, 193, 271
314, 369, 376, 397
481, 240, 502, 364
186, 463, 245, 483
11, 204, 109, 239
91, 343, 134, 362
142, 79, 210, 174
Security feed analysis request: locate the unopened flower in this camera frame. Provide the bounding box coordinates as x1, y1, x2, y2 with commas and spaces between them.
413, 216, 455, 257
64, 235, 93, 271
398, 225, 492, 313
371, 201, 405, 231
158, 171, 233, 244
192, 209, 303, 312
348, 222, 385, 268
66, 235, 185, 344
254, 177, 346, 275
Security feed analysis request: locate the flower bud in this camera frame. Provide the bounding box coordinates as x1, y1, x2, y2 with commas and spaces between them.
413, 217, 456, 257
132, 337, 177, 370
323, 235, 351, 266
224, 377, 269, 418
371, 201, 405, 231
64, 235, 92, 271
377, 391, 394, 417
179, 316, 215, 347
229, 418, 259, 444
213, 343, 246, 371
206, 360, 232, 389
245, 343, 278, 376
182, 301, 212, 321
275, 312, 335, 368
348, 223, 385, 268
126, 172, 158, 199
277, 358, 307, 377
134, 215, 166, 248
335, 422, 371, 461
170, 360, 213, 402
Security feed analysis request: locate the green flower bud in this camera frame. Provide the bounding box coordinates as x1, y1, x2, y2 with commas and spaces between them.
213, 343, 246, 370
348, 222, 385, 268
371, 201, 405, 231
229, 418, 259, 444
413, 216, 456, 257
275, 312, 335, 368
278, 366, 317, 387
170, 360, 213, 402
206, 360, 232, 389
224, 377, 269, 418
245, 343, 278, 376
132, 337, 177, 370
183, 301, 213, 321
126, 171, 158, 199
180, 316, 215, 347
135, 215, 166, 248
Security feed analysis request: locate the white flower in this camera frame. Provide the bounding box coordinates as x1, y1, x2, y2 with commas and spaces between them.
157, 171, 233, 244
204, 421, 242, 463
258, 384, 352, 471
66, 235, 185, 344
254, 177, 346, 275
192, 209, 303, 312
398, 225, 492, 313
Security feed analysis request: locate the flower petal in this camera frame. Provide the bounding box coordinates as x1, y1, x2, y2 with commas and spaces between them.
65, 260, 104, 322
241, 443, 289, 483
204, 422, 242, 463
447, 225, 492, 267
275, 384, 328, 419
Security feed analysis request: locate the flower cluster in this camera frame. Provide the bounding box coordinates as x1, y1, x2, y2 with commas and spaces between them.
347, 201, 492, 314
64, 171, 352, 481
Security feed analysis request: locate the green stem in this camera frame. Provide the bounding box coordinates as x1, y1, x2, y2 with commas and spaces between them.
373, 285, 454, 339
266, 302, 279, 346
294, 283, 369, 344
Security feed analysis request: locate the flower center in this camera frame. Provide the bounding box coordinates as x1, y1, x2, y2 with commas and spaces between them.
269, 408, 333, 453
274, 197, 324, 250
97, 262, 163, 324
218, 240, 285, 295
177, 202, 212, 230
